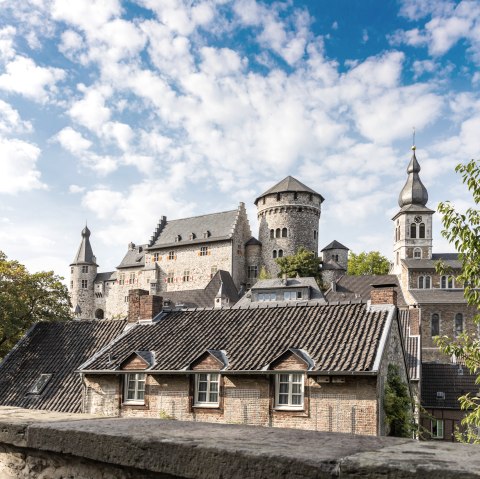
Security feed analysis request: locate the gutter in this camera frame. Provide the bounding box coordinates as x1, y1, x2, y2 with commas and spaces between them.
77, 369, 377, 376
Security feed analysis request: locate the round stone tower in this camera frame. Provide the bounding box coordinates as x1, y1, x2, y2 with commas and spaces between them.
70, 226, 98, 320
255, 176, 324, 277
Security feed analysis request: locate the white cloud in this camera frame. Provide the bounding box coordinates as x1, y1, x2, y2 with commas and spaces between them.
0, 26, 16, 60
69, 184, 86, 194
55, 127, 92, 155
0, 100, 32, 134
101, 121, 133, 152
69, 87, 111, 131
0, 138, 46, 194
0, 56, 65, 102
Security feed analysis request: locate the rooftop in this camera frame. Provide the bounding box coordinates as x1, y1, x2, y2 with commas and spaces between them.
255, 176, 324, 204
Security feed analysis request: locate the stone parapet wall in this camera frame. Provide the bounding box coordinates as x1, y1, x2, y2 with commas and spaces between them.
0, 407, 479, 479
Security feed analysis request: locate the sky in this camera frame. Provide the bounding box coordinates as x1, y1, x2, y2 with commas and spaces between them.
0, 0, 479, 281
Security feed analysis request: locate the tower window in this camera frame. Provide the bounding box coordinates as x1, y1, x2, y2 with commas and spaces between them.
282, 228, 287, 238
293, 192, 298, 200
419, 223, 425, 238
413, 248, 422, 259
273, 250, 277, 259
313, 230, 317, 240
332, 254, 339, 262
410, 223, 416, 238
71, 266, 74, 274
276, 193, 281, 201
81, 279, 88, 289
247, 266, 258, 279
455, 313, 463, 337
441, 275, 454, 289
70, 281, 73, 289
309, 194, 313, 201
278, 249, 283, 257
431, 313, 440, 336
275, 228, 281, 238
270, 229, 274, 239
81, 265, 89, 273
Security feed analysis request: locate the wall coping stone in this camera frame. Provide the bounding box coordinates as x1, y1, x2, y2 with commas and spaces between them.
1, 407, 479, 478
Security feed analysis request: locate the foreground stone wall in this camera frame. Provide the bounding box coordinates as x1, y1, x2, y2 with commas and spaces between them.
1, 407, 479, 479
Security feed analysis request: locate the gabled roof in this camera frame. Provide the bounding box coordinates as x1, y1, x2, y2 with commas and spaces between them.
325, 275, 407, 308
0, 320, 126, 413
255, 176, 324, 204
80, 303, 389, 374
321, 240, 349, 252
71, 226, 97, 266
148, 209, 239, 249
189, 349, 229, 370
117, 245, 146, 269
95, 271, 116, 282
421, 363, 477, 409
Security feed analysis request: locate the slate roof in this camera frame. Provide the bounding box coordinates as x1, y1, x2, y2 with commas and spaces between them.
245, 237, 262, 246
71, 226, 96, 265
161, 270, 239, 309
255, 176, 324, 204
325, 275, 408, 308
402, 257, 461, 269
95, 271, 116, 282
149, 210, 239, 249
321, 240, 349, 251
79, 302, 390, 373
0, 320, 126, 413
398, 149, 429, 208
422, 363, 478, 409
410, 289, 467, 304
322, 259, 345, 271
117, 245, 146, 269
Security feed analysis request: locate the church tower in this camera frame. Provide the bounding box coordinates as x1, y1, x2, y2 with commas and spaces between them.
391, 146, 434, 274
255, 176, 324, 277
70, 226, 97, 319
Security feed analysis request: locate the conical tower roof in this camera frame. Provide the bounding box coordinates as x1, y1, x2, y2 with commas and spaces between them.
255, 176, 324, 204
71, 225, 97, 265
398, 147, 429, 208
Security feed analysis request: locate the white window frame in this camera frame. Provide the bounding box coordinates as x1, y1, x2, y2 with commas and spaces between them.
194, 373, 220, 407
431, 419, 444, 439
124, 373, 146, 405
413, 248, 422, 259
81, 279, 88, 289
274, 373, 304, 410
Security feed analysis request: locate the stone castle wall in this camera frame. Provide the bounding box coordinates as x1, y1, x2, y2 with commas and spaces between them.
70, 263, 97, 319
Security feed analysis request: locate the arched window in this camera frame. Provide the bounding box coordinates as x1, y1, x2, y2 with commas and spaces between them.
275, 228, 281, 238
95, 309, 104, 320
410, 223, 416, 238
431, 313, 440, 336
272, 250, 277, 259
278, 249, 283, 257
282, 228, 287, 238
270, 229, 274, 239
419, 223, 425, 238
425, 276, 431, 289
418, 276, 424, 289
414, 248, 422, 259
332, 254, 339, 262
441, 275, 454, 289
455, 313, 463, 337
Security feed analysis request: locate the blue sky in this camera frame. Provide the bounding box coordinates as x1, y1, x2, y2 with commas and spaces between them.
0, 0, 479, 281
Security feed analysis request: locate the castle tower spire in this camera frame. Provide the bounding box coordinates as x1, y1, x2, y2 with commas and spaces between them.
398, 146, 429, 208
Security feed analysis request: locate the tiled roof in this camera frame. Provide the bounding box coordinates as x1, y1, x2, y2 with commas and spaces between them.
421, 363, 478, 409
149, 210, 238, 249
255, 176, 324, 204
325, 275, 407, 308
161, 270, 239, 309
80, 303, 389, 373
402, 258, 461, 269
117, 245, 146, 269
321, 240, 349, 251
410, 289, 466, 304
0, 320, 126, 413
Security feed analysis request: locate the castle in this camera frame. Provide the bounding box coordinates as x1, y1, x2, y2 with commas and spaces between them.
69, 176, 348, 320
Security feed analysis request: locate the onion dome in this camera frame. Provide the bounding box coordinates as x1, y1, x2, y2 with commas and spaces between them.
398, 146, 428, 207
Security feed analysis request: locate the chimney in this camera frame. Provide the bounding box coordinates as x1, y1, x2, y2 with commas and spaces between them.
409, 307, 420, 335
127, 289, 149, 323
370, 283, 397, 306
139, 294, 163, 320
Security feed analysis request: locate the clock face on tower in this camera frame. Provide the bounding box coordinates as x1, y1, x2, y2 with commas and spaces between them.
414, 216, 422, 223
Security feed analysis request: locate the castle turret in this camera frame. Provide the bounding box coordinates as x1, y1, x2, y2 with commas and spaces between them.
392, 146, 434, 274
255, 176, 324, 277
70, 226, 98, 319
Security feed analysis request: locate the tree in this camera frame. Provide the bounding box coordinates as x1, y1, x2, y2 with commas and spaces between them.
0, 251, 72, 359
258, 266, 271, 280
347, 251, 390, 276
435, 159, 480, 443
275, 247, 321, 283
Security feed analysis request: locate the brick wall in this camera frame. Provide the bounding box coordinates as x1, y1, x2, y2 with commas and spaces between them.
371, 287, 397, 306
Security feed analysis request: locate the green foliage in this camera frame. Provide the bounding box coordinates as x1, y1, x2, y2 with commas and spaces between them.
347, 251, 390, 275
384, 363, 413, 437
258, 266, 271, 280
275, 247, 321, 283
0, 251, 72, 359
436, 159, 480, 443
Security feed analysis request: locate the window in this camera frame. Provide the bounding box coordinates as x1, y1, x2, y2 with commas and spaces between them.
258, 292, 276, 301
455, 313, 463, 337
81, 279, 88, 289
129, 273, 135, 284
175, 234, 181, 242
200, 246, 209, 256
431, 419, 444, 439
276, 193, 281, 201
441, 275, 454, 289
419, 222, 425, 238
248, 266, 258, 279
183, 270, 190, 282
167, 272, 174, 283
95, 309, 104, 319
70, 281, 73, 289
70, 266, 74, 274
414, 248, 422, 259
273, 250, 277, 259
270, 229, 274, 239
203, 230, 211, 238
332, 254, 339, 262
293, 192, 298, 200
410, 223, 416, 238
194, 373, 219, 406
313, 230, 317, 240
262, 197, 265, 205
28, 374, 52, 394
124, 296, 129, 303
124, 373, 146, 404
81, 265, 89, 273
278, 249, 283, 258
210, 265, 217, 279
119, 273, 125, 285
275, 228, 280, 238
168, 251, 175, 260
275, 373, 304, 409
282, 228, 287, 238
309, 194, 313, 201
284, 291, 302, 301
153, 253, 160, 262
431, 313, 440, 336
418, 275, 431, 289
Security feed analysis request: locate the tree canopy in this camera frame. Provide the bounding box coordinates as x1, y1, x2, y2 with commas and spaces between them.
436, 159, 480, 443
275, 247, 321, 283
347, 251, 390, 276
0, 251, 72, 359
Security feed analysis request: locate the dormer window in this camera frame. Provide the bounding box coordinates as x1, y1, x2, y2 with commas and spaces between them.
194, 373, 219, 407
203, 231, 211, 238
275, 373, 304, 410
189, 233, 196, 240
175, 234, 182, 242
